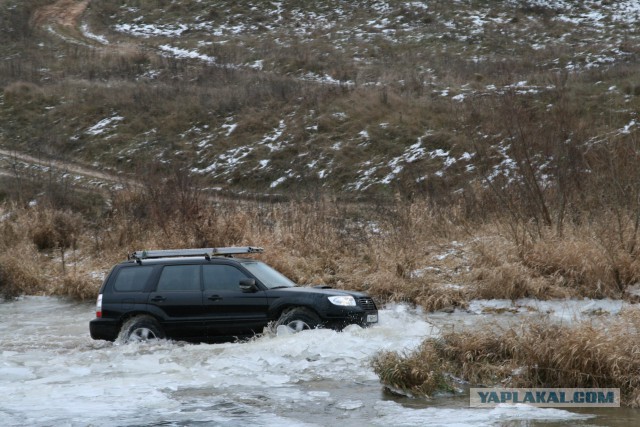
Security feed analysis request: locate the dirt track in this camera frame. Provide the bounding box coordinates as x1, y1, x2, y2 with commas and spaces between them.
30, 0, 90, 29
0, 148, 131, 187
31, 0, 90, 27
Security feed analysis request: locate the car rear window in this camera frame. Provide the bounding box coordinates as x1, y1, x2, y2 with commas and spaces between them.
113, 266, 154, 292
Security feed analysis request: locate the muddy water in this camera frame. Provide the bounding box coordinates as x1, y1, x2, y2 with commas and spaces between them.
0, 297, 637, 426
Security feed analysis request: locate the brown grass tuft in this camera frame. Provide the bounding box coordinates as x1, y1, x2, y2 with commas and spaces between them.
371, 340, 454, 397
466, 224, 640, 301
374, 313, 640, 406
56, 272, 101, 301
0, 243, 46, 298
3, 81, 45, 103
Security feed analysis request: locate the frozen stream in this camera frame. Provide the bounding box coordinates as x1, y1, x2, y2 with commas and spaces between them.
0, 297, 636, 426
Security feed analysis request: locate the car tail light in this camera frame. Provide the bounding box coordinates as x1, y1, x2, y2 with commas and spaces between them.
96, 294, 103, 318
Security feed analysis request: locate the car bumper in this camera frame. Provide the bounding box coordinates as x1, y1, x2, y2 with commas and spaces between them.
89, 318, 119, 341
323, 309, 378, 330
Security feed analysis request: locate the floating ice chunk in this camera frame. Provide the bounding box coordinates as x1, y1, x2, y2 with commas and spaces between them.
373, 400, 594, 426
336, 400, 364, 410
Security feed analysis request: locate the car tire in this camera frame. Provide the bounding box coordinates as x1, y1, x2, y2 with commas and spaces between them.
117, 315, 165, 343
275, 307, 322, 332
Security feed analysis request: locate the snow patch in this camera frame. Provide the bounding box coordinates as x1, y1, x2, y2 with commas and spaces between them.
86, 115, 124, 136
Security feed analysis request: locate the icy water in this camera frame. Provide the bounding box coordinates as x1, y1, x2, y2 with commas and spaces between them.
1, 297, 638, 426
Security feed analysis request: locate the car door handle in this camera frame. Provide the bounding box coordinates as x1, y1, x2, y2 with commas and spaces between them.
208, 295, 223, 301
150, 296, 166, 302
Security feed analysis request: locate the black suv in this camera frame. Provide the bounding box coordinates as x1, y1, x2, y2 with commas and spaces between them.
89, 247, 378, 342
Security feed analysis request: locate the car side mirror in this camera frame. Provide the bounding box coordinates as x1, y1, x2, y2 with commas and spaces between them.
239, 278, 257, 293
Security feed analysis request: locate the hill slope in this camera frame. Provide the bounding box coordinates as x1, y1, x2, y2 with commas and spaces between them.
0, 0, 639, 200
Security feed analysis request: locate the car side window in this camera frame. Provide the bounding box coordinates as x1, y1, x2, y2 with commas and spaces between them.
156, 265, 201, 292
113, 266, 154, 292
203, 265, 249, 291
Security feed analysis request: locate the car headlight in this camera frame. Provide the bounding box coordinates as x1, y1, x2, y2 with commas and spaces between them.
328, 295, 356, 306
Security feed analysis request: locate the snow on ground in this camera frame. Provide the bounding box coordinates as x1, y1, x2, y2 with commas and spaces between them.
85, 115, 124, 136
159, 44, 216, 63
80, 24, 109, 44
115, 23, 189, 38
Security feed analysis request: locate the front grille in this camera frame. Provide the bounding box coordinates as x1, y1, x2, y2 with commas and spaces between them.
357, 297, 377, 311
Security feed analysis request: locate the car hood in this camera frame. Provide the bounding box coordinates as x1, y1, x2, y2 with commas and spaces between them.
268, 286, 369, 298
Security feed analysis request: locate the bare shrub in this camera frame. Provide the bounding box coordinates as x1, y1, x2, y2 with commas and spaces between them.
3, 81, 45, 104
101, 189, 149, 250
31, 209, 82, 251
0, 210, 21, 250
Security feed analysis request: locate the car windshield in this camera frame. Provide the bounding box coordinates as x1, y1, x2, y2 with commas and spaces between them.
242, 261, 296, 289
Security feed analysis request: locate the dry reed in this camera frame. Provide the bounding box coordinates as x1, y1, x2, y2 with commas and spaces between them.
1, 190, 640, 309
372, 312, 640, 406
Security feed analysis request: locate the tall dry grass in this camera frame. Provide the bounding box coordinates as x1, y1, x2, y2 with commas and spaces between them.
467, 218, 640, 301
371, 340, 453, 398
0, 184, 470, 303
0, 242, 45, 298
1, 180, 640, 309
373, 311, 640, 406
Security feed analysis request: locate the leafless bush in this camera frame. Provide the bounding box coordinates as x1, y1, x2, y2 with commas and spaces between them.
3, 81, 46, 104
0, 0, 47, 42
31, 209, 82, 251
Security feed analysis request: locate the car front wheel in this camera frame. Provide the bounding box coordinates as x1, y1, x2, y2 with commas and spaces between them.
117, 315, 165, 343
275, 307, 321, 332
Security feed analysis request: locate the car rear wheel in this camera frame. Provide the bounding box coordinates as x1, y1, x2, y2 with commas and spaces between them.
275, 307, 321, 332
117, 315, 165, 343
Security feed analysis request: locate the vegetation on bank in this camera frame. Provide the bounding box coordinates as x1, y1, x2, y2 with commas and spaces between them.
1, 162, 638, 307
372, 311, 640, 407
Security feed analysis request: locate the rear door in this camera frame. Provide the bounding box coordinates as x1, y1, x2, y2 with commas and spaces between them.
202, 263, 269, 337
104, 265, 155, 319
146, 264, 205, 339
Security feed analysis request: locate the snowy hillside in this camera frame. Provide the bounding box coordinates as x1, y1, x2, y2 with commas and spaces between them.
1, 0, 639, 197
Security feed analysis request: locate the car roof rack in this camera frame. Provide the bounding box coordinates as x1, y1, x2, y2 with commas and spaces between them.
129, 246, 264, 262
